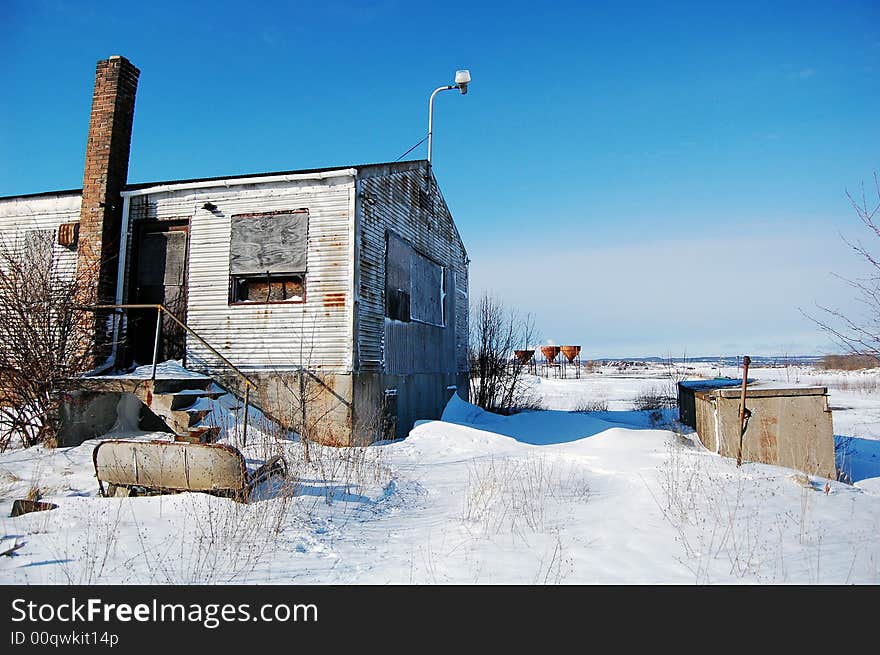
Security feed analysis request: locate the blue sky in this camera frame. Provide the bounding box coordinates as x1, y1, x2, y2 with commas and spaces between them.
2, 1, 879, 356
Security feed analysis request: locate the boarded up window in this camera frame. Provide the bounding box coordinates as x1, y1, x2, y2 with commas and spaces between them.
229, 210, 308, 304
410, 250, 443, 325
229, 210, 308, 275
385, 233, 445, 326
385, 233, 411, 322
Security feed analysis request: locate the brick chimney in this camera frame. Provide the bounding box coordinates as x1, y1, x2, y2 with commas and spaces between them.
77, 55, 139, 363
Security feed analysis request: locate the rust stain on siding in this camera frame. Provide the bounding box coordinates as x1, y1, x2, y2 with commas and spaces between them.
323, 292, 346, 308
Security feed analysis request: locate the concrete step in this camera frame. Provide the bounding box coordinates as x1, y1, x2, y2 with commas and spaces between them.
170, 390, 225, 411
78, 376, 214, 396
174, 426, 221, 444
66, 369, 234, 446
153, 407, 216, 433
176, 408, 212, 428
152, 378, 215, 395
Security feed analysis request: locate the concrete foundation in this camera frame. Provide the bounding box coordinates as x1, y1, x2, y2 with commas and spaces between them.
353, 371, 468, 441
223, 369, 468, 446
59, 390, 169, 447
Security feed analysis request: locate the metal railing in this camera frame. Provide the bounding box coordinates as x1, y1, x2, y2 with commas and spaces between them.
78, 303, 256, 445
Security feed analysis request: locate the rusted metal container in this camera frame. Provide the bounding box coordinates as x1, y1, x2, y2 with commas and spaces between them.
540, 346, 560, 362
560, 346, 581, 362
514, 349, 535, 364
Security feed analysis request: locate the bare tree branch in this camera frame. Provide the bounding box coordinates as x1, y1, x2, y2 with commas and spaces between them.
468, 293, 541, 415
0, 231, 97, 449
802, 175, 880, 366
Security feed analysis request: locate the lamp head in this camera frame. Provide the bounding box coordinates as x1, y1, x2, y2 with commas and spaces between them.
454, 69, 471, 94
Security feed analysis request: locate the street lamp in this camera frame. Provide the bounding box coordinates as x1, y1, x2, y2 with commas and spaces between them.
427, 69, 471, 166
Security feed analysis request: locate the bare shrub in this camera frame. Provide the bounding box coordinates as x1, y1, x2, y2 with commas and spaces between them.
805, 173, 880, 362
532, 530, 572, 584
461, 455, 590, 537
571, 398, 608, 413
512, 392, 544, 413
46, 501, 125, 584
647, 437, 872, 583
468, 293, 540, 415
650, 441, 788, 582
818, 353, 880, 371
632, 386, 677, 411
25, 483, 43, 502
122, 492, 295, 584
0, 230, 96, 450
817, 375, 880, 394
303, 440, 392, 507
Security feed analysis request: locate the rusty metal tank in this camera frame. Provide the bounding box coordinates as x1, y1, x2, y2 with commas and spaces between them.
560, 346, 581, 362
514, 349, 535, 364
540, 346, 560, 362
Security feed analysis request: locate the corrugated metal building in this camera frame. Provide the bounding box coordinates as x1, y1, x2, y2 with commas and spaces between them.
0, 55, 469, 445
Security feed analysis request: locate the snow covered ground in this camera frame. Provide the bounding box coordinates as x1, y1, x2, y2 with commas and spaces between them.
1, 361, 878, 584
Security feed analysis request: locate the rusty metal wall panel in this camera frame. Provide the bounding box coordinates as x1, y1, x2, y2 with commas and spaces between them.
0, 193, 81, 284
356, 165, 468, 374
133, 177, 355, 374
384, 268, 456, 374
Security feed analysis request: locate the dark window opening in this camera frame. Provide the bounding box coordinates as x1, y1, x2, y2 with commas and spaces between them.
231, 273, 305, 304
385, 232, 445, 326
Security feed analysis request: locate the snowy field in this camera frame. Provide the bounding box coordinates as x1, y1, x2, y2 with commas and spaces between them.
1, 361, 879, 584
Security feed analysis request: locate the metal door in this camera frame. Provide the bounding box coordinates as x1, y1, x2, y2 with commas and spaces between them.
131, 224, 188, 364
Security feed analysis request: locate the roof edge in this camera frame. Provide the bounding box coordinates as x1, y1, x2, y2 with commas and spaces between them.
0, 188, 82, 202
0, 160, 432, 202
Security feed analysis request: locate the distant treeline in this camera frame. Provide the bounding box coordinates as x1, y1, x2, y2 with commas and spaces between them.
818, 353, 880, 370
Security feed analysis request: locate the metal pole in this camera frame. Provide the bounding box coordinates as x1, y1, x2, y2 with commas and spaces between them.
427, 85, 454, 166
737, 355, 751, 467
242, 384, 250, 448
151, 308, 162, 382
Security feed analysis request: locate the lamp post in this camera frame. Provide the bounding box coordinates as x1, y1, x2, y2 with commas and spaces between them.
427, 70, 471, 166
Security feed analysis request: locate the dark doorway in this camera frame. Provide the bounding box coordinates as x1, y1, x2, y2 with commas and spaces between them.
130, 222, 189, 365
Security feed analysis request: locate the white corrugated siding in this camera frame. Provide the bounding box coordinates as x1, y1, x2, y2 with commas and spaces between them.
134, 177, 355, 374
0, 193, 81, 282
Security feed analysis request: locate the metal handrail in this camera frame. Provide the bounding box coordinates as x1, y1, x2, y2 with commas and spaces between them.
77, 303, 255, 445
